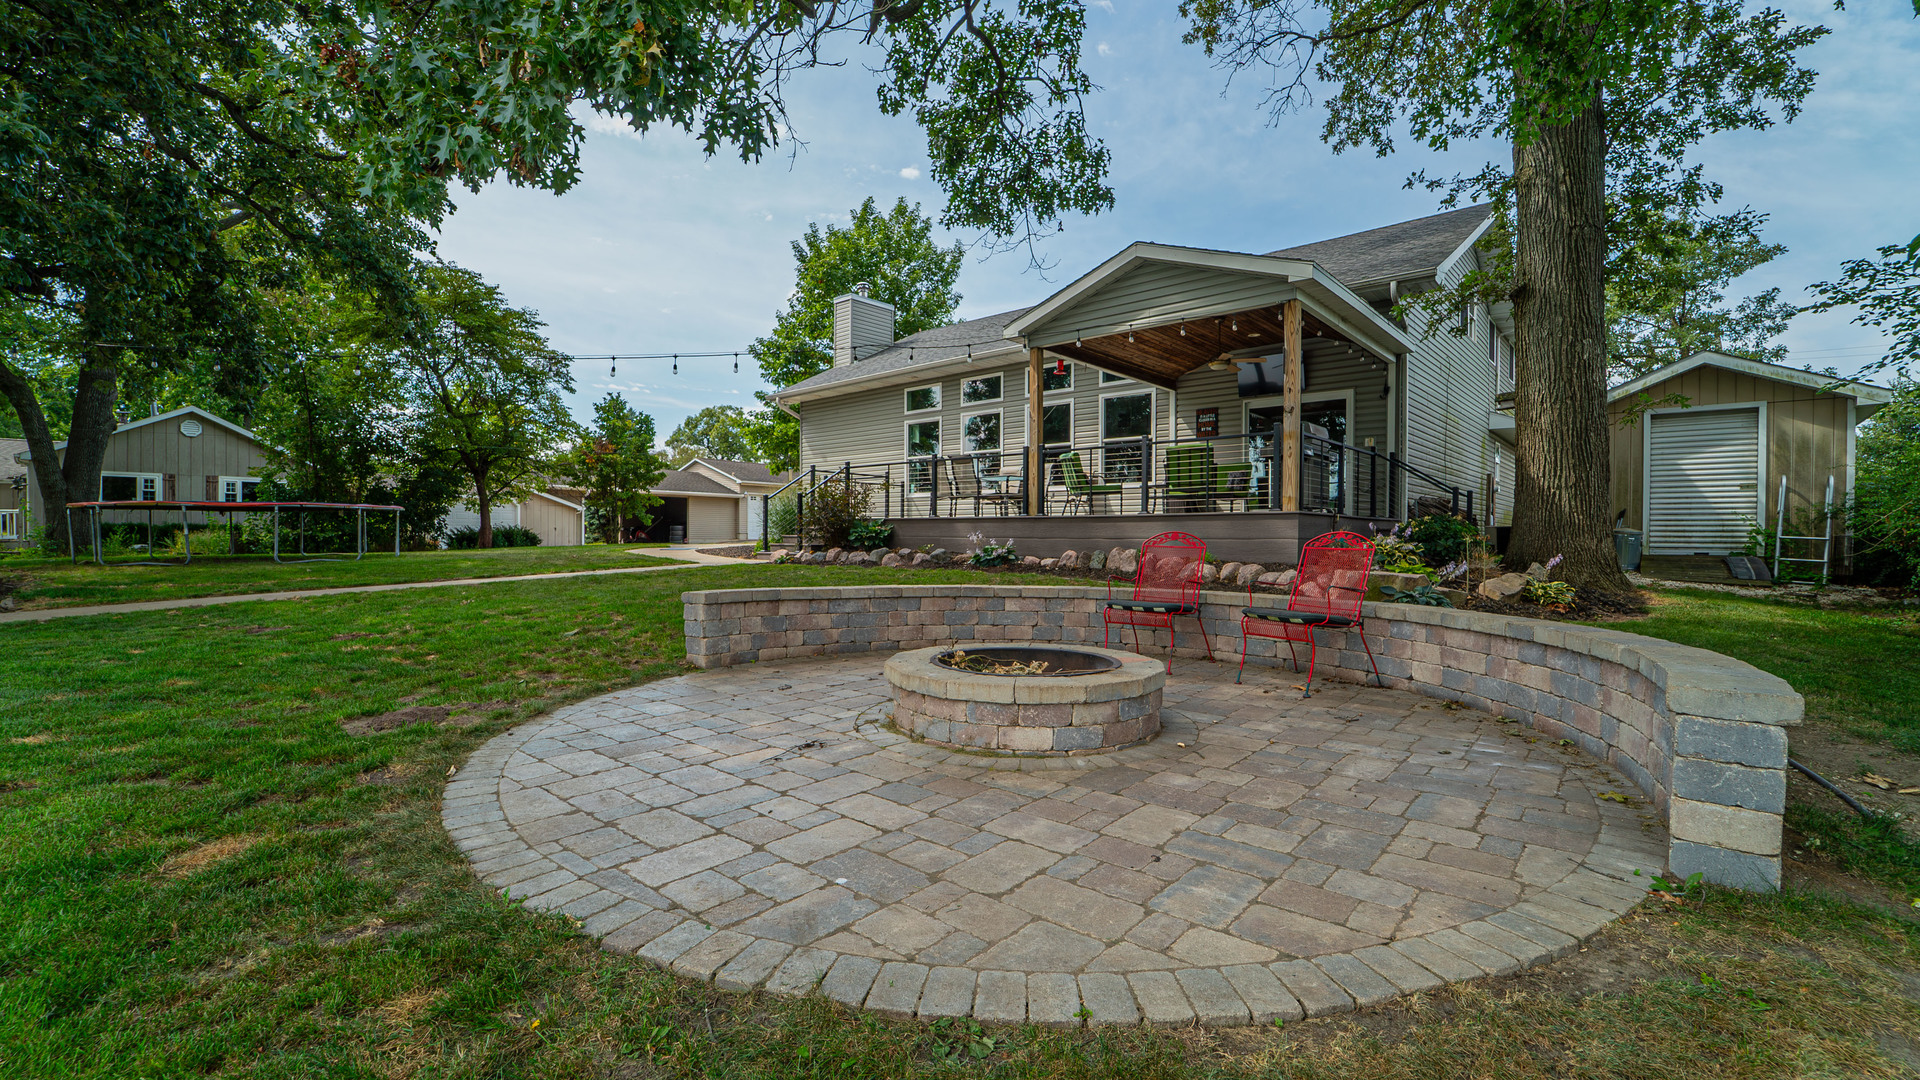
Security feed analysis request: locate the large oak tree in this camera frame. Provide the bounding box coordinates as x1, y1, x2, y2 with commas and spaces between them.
1181, 0, 1826, 588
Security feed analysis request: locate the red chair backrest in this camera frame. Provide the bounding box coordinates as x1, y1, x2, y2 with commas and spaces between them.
1287, 531, 1374, 619
1134, 530, 1207, 607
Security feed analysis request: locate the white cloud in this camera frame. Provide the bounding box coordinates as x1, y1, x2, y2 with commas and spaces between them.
1091, 0, 1114, 11
1097, 42, 1112, 56
899, 167, 921, 179
580, 110, 642, 142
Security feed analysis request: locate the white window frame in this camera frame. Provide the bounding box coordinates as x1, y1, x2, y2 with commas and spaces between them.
1241, 389, 1356, 513
100, 472, 162, 502
960, 373, 1004, 405
1026, 361, 1075, 396
218, 476, 260, 503
959, 409, 1004, 477
1099, 389, 1156, 484
904, 384, 942, 414
1040, 400, 1074, 488
904, 417, 942, 494
1100, 369, 1132, 385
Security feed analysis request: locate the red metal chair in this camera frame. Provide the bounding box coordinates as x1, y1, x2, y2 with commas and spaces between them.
1103, 531, 1215, 672
1239, 530, 1381, 695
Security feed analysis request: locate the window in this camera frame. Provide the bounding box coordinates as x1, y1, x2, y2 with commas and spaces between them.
961, 374, 1002, 404
220, 476, 261, 502
100, 473, 160, 502
1042, 402, 1073, 486
905, 419, 941, 493
1101, 392, 1153, 483
1101, 369, 1130, 384
962, 411, 1001, 475
1457, 302, 1472, 334
905, 385, 941, 413
1041, 362, 1073, 393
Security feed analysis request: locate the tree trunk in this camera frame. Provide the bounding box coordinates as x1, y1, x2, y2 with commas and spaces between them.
1508, 93, 1630, 592
475, 482, 494, 548
0, 342, 119, 554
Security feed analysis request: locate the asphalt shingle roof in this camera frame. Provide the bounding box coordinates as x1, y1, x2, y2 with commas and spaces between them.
650, 469, 738, 496
691, 459, 788, 485
2, 438, 27, 469
776, 204, 1492, 399
1264, 204, 1492, 287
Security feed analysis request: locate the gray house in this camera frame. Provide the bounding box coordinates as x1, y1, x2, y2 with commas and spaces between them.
770, 205, 1515, 563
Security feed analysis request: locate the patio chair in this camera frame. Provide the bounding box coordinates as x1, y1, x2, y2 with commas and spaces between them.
1058, 451, 1122, 515
978, 469, 1024, 516
1162, 443, 1215, 513
1239, 529, 1382, 695
1104, 530, 1215, 672
944, 458, 984, 516
1212, 462, 1254, 511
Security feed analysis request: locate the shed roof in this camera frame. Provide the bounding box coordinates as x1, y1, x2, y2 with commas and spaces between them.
1609, 352, 1894, 410
650, 469, 742, 497
689, 458, 789, 486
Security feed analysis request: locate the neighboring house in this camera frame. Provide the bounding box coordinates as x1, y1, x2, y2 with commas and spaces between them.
1607, 352, 1892, 561
641, 459, 791, 543
2, 438, 28, 543
770, 205, 1515, 563
442, 486, 587, 546
12, 406, 269, 535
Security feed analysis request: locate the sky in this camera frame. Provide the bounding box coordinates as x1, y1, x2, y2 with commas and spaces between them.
434, 1, 1920, 438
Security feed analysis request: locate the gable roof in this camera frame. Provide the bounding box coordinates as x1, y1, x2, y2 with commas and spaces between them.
689, 458, 788, 485
649, 469, 742, 497
774, 307, 1031, 400
16, 405, 264, 460
3, 438, 27, 470
1609, 351, 1894, 409
1265, 204, 1493, 287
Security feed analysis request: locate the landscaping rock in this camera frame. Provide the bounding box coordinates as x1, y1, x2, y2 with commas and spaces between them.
881, 553, 905, 567
1438, 587, 1469, 606
825, 548, 844, 563
1040, 558, 1060, 569
1365, 571, 1431, 602
1111, 548, 1138, 577
1256, 570, 1294, 588
1022, 555, 1041, 566
1478, 572, 1530, 600
1058, 550, 1079, 568
1233, 563, 1265, 586
910, 553, 932, 566
1200, 563, 1220, 585
1219, 562, 1243, 583
1526, 562, 1550, 581
930, 548, 948, 560
898, 548, 916, 558
0, 597, 14, 613
771, 549, 790, 561
869, 548, 891, 562
1087, 549, 1107, 571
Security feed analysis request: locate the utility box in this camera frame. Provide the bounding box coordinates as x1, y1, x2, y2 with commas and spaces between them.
1614, 529, 1643, 572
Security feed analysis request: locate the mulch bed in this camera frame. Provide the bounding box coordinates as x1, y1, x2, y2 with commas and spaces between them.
1462, 585, 1649, 622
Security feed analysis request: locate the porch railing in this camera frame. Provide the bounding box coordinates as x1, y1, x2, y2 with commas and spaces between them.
770, 431, 1473, 544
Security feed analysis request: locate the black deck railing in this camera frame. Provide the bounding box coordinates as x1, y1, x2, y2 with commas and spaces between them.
765, 431, 1474, 547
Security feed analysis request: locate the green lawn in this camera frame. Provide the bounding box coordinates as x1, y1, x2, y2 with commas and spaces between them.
0, 545, 679, 610
0, 567, 1914, 1078
1609, 589, 1920, 754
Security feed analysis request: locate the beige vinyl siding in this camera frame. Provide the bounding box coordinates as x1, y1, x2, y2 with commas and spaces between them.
29, 413, 268, 525
1609, 367, 1856, 540
1020, 261, 1298, 344
1398, 251, 1500, 517
520, 495, 582, 546
685, 496, 740, 542
833, 295, 896, 365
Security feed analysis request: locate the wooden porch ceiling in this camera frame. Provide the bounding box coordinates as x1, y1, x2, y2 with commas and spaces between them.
1037, 304, 1357, 390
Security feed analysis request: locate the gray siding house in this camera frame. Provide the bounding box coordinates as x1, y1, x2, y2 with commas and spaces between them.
771, 206, 1516, 563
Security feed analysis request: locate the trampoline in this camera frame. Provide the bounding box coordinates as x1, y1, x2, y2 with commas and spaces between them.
66, 500, 404, 566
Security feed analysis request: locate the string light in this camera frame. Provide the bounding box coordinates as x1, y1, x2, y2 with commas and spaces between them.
672, 354, 678, 374
1127, 331, 1134, 343
1179, 324, 1186, 336
733, 353, 739, 373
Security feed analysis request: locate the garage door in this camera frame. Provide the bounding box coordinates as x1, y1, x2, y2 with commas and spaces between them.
1647, 408, 1760, 555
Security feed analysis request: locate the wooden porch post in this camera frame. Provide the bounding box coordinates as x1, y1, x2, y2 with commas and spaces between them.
1028, 347, 1045, 515
1281, 299, 1302, 512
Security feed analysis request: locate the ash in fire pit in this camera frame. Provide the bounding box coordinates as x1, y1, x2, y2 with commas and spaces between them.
936, 646, 1122, 677
886, 644, 1164, 755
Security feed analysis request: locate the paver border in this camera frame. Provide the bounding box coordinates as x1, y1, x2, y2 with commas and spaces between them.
445, 661, 1667, 1029
680, 584, 1803, 890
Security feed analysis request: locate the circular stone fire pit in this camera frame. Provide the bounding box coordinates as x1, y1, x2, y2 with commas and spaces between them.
884, 644, 1164, 755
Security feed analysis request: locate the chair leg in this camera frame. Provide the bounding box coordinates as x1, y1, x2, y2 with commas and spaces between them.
1302, 632, 1318, 698
1193, 614, 1215, 663
1285, 637, 1302, 673
1236, 620, 1250, 684
1359, 623, 1383, 686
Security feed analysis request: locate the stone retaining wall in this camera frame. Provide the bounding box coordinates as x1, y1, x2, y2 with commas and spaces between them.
683, 585, 1802, 890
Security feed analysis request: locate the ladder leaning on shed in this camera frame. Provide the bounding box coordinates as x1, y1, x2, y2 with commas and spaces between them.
1771, 474, 1835, 583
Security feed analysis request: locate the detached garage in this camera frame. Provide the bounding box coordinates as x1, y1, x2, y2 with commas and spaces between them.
1610, 353, 1891, 561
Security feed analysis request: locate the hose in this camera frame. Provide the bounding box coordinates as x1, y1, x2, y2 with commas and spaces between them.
1789, 757, 1877, 820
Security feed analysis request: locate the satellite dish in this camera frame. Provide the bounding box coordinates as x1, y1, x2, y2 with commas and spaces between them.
180, 419, 203, 437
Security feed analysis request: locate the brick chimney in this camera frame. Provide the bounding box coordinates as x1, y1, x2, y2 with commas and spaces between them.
832, 282, 895, 367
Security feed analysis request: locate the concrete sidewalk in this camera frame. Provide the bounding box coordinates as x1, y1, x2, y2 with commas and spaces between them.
0, 551, 756, 625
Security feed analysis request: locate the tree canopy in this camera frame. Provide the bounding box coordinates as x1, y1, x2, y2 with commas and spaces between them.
562, 394, 666, 543
1810, 237, 1920, 383
666, 405, 755, 467
748, 197, 965, 469
1606, 210, 1795, 380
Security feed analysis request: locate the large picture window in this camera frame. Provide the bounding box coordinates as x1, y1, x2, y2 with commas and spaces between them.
905, 385, 941, 413
905, 419, 941, 493
962, 411, 1001, 475
1031, 362, 1073, 394
1102, 393, 1153, 483
961, 375, 1002, 404
1042, 402, 1073, 485
100, 473, 160, 502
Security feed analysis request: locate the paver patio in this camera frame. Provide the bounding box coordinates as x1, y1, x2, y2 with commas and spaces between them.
446, 656, 1664, 1025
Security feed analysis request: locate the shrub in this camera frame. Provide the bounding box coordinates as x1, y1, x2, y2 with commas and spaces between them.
798, 480, 874, 549
846, 519, 893, 549
1404, 513, 1482, 566
445, 525, 542, 549
965, 532, 1017, 567
1380, 583, 1454, 607
1521, 579, 1577, 607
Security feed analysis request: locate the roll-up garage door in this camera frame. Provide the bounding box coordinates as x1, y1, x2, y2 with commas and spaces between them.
1646, 408, 1760, 555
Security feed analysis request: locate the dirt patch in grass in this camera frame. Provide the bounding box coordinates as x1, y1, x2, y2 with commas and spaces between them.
9, 732, 57, 744
244, 624, 291, 635
356, 762, 425, 786
332, 631, 380, 641
159, 834, 263, 878
341, 702, 510, 736
1787, 724, 1920, 833
695, 545, 756, 559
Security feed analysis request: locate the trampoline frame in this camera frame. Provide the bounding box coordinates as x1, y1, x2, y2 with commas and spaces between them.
65, 501, 403, 566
